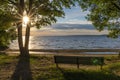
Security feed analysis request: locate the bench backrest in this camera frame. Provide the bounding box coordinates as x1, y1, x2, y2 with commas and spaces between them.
54, 56, 104, 65
54, 56, 78, 64
78, 57, 104, 65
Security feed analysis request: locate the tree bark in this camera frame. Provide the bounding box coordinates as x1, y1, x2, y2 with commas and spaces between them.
22, 0, 33, 55
20, 0, 24, 14
23, 0, 33, 55
17, 0, 25, 55
17, 23, 24, 54
24, 24, 30, 54
17, 0, 33, 55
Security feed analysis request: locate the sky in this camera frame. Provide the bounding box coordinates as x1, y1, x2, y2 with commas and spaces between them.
30, 6, 108, 36
57, 6, 91, 24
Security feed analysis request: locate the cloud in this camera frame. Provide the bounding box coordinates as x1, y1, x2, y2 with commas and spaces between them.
57, 6, 90, 24
30, 29, 108, 36
62, 19, 92, 24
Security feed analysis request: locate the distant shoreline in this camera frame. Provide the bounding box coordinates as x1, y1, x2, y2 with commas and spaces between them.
28, 34, 109, 37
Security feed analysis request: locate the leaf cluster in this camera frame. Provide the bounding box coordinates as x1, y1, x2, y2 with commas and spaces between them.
80, 0, 120, 38
30, 0, 81, 28
2, 0, 81, 28
0, 4, 17, 50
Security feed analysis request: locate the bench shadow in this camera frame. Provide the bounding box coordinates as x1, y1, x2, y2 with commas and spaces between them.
11, 54, 33, 80
59, 68, 120, 80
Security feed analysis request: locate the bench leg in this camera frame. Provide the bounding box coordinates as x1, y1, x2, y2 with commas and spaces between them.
77, 64, 79, 69
100, 65, 103, 70
56, 63, 59, 68
77, 58, 79, 69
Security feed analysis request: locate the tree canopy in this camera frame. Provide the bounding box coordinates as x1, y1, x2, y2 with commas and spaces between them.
79, 0, 120, 38
0, 0, 81, 52
0, 3, 16, 50
0, 0, 81, 28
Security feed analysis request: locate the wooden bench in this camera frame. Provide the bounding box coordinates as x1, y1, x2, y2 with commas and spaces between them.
54, 55, 104, 69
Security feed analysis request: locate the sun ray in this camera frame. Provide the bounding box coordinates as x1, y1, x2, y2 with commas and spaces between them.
22, 11, 30, 27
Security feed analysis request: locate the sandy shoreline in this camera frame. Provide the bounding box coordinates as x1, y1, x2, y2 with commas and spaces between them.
1, 48, 119, 57
4, 51, 119, 57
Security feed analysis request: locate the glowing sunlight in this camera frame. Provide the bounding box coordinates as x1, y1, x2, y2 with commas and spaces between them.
22, 11, 30, 27
22, 16, 29, 26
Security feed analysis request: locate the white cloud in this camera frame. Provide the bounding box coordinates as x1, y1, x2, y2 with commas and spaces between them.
30, 29, 108, 36
58, 19, 92, 24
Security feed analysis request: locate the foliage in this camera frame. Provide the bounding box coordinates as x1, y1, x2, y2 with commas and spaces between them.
79, 0, 120, 38
0, 0, 81, 28
0, 29, 16, 50
0, 8, 16, 50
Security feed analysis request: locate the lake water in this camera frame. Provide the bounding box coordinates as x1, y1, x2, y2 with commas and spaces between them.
9, 35, 120, 49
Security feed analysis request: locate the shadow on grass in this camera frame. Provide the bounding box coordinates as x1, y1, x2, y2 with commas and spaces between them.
60, 68, 120, 80
35, 66, 120, 80
11, 54, 33, 80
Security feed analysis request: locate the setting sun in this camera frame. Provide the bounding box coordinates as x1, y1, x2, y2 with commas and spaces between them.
23, 16, 29, 25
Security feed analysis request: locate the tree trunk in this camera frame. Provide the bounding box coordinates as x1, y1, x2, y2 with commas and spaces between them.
17, 0, 25, 55
17, 24, 30, 55
17, 23, 24, 54
23, 0, 32, 55
118, 52, 120, 58
17, 0, 32, 55
24, 24, 30, 55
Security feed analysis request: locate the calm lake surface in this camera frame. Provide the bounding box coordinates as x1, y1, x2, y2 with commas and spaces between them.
9, 35, 120, 49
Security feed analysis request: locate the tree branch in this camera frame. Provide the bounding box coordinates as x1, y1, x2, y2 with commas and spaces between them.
29, 0, 33, 10
112, 2, 120, 11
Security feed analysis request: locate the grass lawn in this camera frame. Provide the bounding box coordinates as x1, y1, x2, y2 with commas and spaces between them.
0, 53, 120, 80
